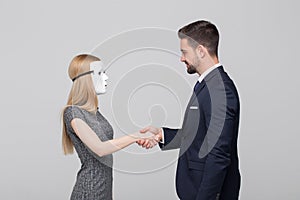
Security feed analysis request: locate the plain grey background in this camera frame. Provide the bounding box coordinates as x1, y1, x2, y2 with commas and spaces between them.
1, 0, 299, 199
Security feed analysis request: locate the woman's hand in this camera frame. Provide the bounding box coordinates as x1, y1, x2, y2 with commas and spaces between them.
136, 126, 162, 149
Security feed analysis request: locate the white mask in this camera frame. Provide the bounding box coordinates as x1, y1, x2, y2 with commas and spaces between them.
90, 61, 109, 95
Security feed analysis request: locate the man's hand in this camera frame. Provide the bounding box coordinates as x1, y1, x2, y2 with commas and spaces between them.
136, 126, 163, 149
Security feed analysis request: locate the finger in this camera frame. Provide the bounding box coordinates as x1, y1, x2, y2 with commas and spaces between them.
151, 140, 158, 148
136, 140, 142, 146
146, 143, 152, 149
137, 139, 143, 143
150, 139, 156, 147
147, 139, 154, 148
142, 140, 149, 148
146, 140, 153, 148
137, 140, 145, 145
140, 126, 150, 133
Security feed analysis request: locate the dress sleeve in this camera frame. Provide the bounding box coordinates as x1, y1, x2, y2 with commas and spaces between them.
63, 106, 86, 132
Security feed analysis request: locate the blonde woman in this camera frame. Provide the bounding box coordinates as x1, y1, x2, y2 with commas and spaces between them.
62, 54, 157, 200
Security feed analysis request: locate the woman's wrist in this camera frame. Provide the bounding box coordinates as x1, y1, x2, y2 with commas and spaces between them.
129, 133, 140, 142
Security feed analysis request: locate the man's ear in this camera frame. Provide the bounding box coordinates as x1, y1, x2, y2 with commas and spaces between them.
196, 45, 207, 58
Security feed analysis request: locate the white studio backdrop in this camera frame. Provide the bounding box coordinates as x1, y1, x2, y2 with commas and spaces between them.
0, 0, 299, 199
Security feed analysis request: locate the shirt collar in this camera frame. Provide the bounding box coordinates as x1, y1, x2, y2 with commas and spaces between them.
198, 63, 221, 84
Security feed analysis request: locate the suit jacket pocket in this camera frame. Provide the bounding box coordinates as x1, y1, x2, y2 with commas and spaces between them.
188, 160, 205, 171
188, 160, 205, 189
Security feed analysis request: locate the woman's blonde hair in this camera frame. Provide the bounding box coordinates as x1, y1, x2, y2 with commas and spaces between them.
62, 54, 100, 154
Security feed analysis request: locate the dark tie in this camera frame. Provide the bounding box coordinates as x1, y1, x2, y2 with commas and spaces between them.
194, 81, 200, 91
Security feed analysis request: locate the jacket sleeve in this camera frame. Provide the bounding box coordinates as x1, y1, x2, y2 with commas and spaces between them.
159, 127, 183, 151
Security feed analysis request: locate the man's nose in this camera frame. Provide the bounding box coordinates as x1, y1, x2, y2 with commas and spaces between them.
180, 55, 185, 62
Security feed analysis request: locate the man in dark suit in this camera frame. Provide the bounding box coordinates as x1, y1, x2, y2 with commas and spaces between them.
138, 20, 241, 200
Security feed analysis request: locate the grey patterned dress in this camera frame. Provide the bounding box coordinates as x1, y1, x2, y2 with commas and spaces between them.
64, 106, 114, 200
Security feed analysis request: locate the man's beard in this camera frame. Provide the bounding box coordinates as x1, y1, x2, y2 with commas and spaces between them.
185, 60, 198, 74
187, 64, 197, 74
186, 55, 200, 74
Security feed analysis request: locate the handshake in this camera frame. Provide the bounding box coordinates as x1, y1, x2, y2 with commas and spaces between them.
133, 126, 163, 149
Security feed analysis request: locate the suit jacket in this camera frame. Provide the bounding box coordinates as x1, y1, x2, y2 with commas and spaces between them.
159, 66, 241, 200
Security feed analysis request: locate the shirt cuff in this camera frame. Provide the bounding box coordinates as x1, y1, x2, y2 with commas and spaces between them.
159, 128, 165, 144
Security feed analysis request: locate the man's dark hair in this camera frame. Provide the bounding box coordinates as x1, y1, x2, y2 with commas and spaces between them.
178, 20, 219, 58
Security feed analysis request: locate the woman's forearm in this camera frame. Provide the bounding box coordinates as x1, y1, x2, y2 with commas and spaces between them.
95, 134, 138, 156
71, 118, 149, 157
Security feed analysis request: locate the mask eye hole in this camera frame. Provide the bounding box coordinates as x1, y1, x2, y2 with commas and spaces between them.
98, 71, 106, 75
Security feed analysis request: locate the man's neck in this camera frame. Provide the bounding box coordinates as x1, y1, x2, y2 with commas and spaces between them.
198, 56, 219, 75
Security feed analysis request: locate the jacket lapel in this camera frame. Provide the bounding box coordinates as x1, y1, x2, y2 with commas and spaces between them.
188, 66, 224, 105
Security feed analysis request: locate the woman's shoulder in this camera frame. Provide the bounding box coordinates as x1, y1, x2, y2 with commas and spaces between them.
64, 105, 83, 114
63, 106, 86, 122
